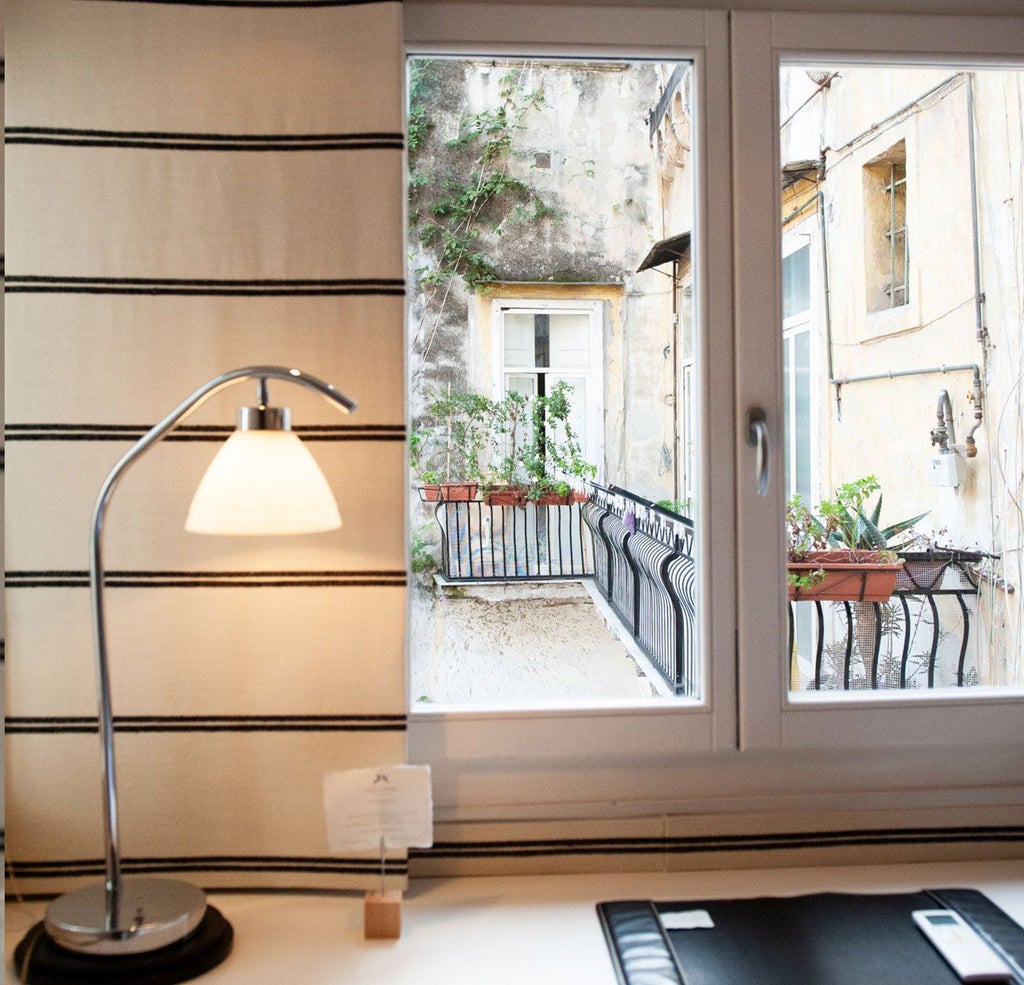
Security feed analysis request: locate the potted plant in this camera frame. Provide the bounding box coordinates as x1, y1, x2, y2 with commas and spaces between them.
480, 389, 532, 506
522, 380, 597, 504
787, 475, 926, 602
481, 382, 596, 506
412, 388, 489, 501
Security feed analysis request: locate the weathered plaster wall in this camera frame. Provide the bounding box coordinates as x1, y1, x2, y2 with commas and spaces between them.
780, 66, 1023, 679
410, 58, 692, 501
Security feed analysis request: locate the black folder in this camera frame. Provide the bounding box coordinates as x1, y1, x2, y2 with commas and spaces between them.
598, 889, 1024, 984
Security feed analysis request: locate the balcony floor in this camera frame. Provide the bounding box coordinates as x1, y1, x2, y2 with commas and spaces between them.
409, 580, 654, 705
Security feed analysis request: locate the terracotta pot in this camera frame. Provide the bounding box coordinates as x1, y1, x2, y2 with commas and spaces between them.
419, 482, 478, 502
788, 551, 904, 602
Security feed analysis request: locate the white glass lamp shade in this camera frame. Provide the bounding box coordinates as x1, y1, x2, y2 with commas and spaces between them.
185, 430, 341, 535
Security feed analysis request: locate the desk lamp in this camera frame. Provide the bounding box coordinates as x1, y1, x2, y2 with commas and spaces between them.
15, 365, 356, 984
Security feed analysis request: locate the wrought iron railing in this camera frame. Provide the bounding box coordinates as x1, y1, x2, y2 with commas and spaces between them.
583, 484, 697, 697
789, 551, 985, 691
428, 498, 593, 581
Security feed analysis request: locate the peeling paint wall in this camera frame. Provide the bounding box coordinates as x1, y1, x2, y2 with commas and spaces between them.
779, 66, 1024, 681
409, 58, 694, 502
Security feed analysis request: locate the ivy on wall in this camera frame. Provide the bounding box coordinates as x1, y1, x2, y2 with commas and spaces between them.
407, 59, 561, 367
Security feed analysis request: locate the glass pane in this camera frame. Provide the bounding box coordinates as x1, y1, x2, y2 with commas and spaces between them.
780, 62, 1024, 695
782, 243, 811, 320
503, 312, 537, 367
408, 56, 700, 707
548, 313, 591, 369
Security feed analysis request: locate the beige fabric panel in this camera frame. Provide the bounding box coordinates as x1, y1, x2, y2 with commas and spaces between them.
5, 440, 405, 570
4, 293, 406, 426
5, 585, 407, 717
5, 146, 404, 281
6, 731, 409, 894
5, 1, 403, 134
4, 0, 408, 895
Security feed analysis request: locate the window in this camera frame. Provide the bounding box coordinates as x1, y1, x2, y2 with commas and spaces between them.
406, 4, 1024, 822
781, 233, 815, 503
864, 141, 909, 312
493, 299, 603, 477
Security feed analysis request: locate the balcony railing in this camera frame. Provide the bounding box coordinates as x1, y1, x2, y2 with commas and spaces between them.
790, 551, 985, 691
428, 497, 593, 581
422, 480, 985, 697
583, 484, 697, 697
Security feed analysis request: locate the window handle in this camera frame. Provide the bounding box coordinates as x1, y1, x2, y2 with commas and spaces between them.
747, 408, 770, 497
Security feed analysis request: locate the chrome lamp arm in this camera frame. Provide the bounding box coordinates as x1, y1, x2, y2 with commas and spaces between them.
82, 366, 354, 946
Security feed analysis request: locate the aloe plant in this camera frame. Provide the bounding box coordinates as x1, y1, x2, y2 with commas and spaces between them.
817, 475, 927, 553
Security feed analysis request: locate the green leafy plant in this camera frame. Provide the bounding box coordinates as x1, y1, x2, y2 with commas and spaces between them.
817, 475, 926, 554
482, 382, 596, 502
786, 476, 927, 592
412, 387, 491, 485
484, 389, 532, 489
410, 529, 438, 578
408, 61, 562, 372
657, 498, 694, 517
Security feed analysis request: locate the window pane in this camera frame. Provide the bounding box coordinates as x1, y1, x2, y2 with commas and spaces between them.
780, 63, 1024, 695
782, 243, 810, 320
408, 56, 700, 707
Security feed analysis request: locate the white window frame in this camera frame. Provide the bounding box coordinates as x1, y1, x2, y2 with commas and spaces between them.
405, 6, 736, 821
732, 11, 1024, 756
491, 298, 605, 480
405, 4, 1024, 824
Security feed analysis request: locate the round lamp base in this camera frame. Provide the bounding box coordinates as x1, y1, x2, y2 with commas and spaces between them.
45, 878, 207, 954
14, 904, 233, 985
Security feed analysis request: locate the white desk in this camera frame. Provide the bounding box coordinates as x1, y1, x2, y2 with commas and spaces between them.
6, 860, 1024, 984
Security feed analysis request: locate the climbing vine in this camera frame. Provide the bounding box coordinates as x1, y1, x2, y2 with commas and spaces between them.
407, 59, 561, 366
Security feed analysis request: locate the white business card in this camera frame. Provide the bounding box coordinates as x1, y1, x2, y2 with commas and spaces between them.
324, 765, 433, 853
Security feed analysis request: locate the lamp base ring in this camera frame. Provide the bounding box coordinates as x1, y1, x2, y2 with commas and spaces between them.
14, 904, 233, 985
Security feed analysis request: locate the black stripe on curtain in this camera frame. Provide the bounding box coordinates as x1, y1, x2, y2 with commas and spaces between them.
5, 128, 404, 151
5, 424, 407, 442
6, 276, 405, 296
5, 570, 407, 588
7, 856, 409, 879
412, 827, 1024, 861
6, 715, 408, 734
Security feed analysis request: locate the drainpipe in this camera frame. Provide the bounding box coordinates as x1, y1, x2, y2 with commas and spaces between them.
784, 164, 986, 443
966, 74, 986, 346
671, 258, 680, 504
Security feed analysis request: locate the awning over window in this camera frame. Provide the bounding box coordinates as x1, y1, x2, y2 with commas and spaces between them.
636, 231, 691, 272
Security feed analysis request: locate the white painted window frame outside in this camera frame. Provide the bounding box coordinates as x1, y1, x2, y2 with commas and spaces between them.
490, 297, 605, 480
781, 223, 818, 505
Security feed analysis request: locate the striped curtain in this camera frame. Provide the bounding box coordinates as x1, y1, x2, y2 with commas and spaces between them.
4, 0, 407, 894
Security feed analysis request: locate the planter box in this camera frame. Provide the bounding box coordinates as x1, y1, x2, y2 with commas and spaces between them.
483, 486, 590, 507
788, 550, 904, 602
483, 485, 528, 507
420, 482, 479, 503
